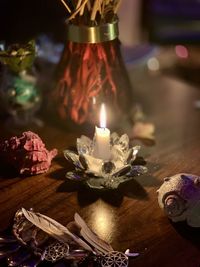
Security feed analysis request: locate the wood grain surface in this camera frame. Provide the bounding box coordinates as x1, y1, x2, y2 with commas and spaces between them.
0, 66, 200, 267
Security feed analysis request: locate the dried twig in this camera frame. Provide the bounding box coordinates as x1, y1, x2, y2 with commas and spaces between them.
90, 0, 100, 21
114, 0, 122, 13
68, 0, 88, 21
59, 0, 71, 13
63, 0, 123, 22
80, 0, 87, 16
76, 0, 82, 9
87, 0, 91, 11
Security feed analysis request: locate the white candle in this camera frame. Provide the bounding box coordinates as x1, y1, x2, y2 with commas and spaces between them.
93, 104, 111, 160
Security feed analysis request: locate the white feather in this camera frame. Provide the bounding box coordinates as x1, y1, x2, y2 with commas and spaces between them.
22, 208, 93, 252
74, 213, 113, 254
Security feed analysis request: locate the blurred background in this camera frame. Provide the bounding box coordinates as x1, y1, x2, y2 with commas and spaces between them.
1, 0, 200, 128
1, 0, 200, 77
1, 0, 200, 43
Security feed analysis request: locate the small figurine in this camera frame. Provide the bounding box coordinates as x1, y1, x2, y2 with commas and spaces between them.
157, 173, 200, 227
0, 131, 57, 175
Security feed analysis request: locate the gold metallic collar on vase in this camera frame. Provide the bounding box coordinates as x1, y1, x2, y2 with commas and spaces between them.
66, 20, 119, 43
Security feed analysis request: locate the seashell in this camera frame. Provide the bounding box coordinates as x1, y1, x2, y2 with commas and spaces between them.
157, 173, 200, 227
163, 194, 186, 218
0, 131, 57, 175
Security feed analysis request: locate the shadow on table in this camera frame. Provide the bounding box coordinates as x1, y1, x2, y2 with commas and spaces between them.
172, 221, 200, 249
0, 163, 18, 179
49, 154, 159, 207
51, 168, 151, 207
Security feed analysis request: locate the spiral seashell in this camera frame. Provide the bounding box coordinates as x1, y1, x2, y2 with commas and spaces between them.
163, 194, 186, 218
158, 173, 200, 226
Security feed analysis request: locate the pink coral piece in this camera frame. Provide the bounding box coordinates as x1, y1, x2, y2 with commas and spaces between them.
0, 131, 57, 175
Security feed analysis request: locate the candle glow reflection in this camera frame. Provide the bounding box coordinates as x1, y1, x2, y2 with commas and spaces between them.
87, 202, 117, 243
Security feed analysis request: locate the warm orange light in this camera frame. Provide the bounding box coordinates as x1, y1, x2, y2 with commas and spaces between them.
100, 103, 107, 128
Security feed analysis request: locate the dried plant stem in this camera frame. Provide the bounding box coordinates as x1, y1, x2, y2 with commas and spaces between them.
98, 0, 104, 16
91, 0, 100, 21
59, 0, 71, 13
64, 0, 122, 22
68, 0, 88, 20
76, 0, 82, 9
80, 0, 87, 16
114, 0, 122, 13
87, 0, 91, 11
101, 0, 105, 18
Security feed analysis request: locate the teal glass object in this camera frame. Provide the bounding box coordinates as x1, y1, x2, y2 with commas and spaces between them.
0, 40, 42, 127
5, 75, 40, 110
0, 71, 41, 126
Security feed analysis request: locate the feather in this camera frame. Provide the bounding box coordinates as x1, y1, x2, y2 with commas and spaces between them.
74, 213, 113, 254
22, 208, 93, 252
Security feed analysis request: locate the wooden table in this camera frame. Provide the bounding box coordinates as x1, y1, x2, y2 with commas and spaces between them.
0, 65, 200, 267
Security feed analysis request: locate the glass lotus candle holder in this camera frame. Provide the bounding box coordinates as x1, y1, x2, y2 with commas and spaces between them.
64, 132, 147, 190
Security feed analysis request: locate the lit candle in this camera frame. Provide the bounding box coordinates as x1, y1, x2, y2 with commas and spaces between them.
93, 103, 111, 160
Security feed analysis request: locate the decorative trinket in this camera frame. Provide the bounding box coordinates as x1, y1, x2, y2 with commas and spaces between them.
0, 71, 41, 126
0, 131, 57, 175
0, 41, 35, 73
0, 41, 42, 126
101, 251, 128, 267
0, 208, 139, 266
64, 132, 147, 190
43, 242, 70, 262
157, 173, 200, 227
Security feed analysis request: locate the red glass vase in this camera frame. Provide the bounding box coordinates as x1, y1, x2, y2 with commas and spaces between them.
54, 23, 133, 127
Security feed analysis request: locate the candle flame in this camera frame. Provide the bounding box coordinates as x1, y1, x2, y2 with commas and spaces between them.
100, 103, 107, 128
